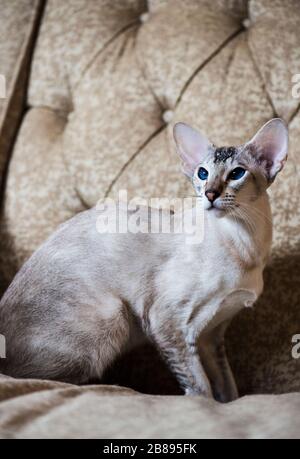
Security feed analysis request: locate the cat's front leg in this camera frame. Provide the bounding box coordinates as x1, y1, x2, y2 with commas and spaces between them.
199, 321, 238, 403
148, 315, 213, 397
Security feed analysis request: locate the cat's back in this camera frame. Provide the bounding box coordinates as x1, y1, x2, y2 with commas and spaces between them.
0, 207, 101, 306
0, 203, 170, 311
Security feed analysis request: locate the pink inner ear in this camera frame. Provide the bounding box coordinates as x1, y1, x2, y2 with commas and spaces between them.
248, 119, 288, 179
173, 123, 212, 178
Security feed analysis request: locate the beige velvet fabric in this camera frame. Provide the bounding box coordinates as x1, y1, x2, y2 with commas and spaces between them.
0, 0, 299, 438
0, 374, 299, 439
0, 0, 44, 189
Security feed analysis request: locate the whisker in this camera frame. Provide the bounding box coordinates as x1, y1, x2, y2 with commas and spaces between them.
231, 205, 257, 235
239, 202, 273, 225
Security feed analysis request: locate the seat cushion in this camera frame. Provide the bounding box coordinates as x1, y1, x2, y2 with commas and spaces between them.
0, 0, 299, 396
0, 374, 300, 439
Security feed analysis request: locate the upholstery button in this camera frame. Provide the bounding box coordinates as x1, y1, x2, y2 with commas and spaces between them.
140, 12, 150, 23
162, 110, 174, 124
243, 18, 251, 28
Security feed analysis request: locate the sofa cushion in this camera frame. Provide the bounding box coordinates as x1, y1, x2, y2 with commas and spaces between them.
0, 0, 44, 190
0, 0, 299, 396
0, 374, 300, 439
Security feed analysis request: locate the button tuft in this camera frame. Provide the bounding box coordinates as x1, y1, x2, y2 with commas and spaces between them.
243, 18, 251, 29
140, 12, 150, 23
162, 110, 174, 124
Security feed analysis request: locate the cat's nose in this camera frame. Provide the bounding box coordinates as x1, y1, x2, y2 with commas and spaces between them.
205, 189, 220, 202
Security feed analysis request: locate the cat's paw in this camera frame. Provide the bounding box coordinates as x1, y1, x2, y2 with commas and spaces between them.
213, 388, 239, 404
184, 387, 213, 398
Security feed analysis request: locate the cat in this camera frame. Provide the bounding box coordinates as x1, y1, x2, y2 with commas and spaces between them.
0, 118, 288, 402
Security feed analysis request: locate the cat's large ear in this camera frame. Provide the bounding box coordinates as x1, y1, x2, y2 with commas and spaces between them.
173, 123, 212, 178
246, 118, 288, 182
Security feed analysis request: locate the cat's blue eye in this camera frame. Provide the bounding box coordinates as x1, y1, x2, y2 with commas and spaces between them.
198, 167, 209, 181
228, 167, 246, 181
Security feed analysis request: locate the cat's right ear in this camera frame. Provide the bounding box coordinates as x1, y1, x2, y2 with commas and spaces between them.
173, 123, 212, 178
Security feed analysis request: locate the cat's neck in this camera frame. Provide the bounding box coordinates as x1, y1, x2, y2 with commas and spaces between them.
206, 192, 272, 266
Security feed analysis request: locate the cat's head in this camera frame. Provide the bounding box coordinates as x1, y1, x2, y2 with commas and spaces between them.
173, 119, 288, 213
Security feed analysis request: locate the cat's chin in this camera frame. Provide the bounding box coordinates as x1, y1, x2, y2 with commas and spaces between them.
206, 205, 227, 217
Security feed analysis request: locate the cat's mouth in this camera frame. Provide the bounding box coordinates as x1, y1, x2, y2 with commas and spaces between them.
206, 201, 235, 213
207, 202, 226, 211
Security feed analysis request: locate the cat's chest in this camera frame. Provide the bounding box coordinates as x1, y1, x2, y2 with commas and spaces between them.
196, 239, 258, 289
182, 238, 264, 330
164, 232, 264, 309
170, 249, 264, 334
161, 248, 261, 307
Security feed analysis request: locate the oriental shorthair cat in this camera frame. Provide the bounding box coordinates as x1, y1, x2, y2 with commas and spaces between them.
0, 119, 288, 402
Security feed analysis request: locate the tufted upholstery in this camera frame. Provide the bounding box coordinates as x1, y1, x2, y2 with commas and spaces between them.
0, 0, 299, 410
0, 0, 43, 191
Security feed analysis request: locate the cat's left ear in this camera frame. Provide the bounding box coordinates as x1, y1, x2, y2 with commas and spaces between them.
246, 118, 288, 182
173, 123, 213, 178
